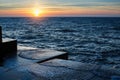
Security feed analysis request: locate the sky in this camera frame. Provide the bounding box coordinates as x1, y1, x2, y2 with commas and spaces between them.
0, 0, 120, 17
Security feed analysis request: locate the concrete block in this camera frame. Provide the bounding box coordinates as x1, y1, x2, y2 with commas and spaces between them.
18, 48, 68, 63
0, 26, 2, 43
3, 46, 68, 68
0, 27, 2, 65
0, 58, 3, 66
0, 58, 2, 66
1, 38, 17, 56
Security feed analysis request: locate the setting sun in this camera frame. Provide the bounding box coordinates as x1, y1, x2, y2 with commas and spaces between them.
34, 9, 42, 17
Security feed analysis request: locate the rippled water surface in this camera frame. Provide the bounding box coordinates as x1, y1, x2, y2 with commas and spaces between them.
0, 17, 120, 67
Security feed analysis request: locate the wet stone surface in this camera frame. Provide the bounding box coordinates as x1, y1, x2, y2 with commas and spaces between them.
2, 46, 67, 69
19, 49, 66, 60
0, 43, 120, 80
1, 59, 120, 80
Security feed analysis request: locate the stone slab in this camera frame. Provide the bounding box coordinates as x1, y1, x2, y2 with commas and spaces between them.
18, 48, 68, 62
3, 46, 68, 69
0, 68, 40, 80
0, 67, 7, 74
28, 59, 120, 80
1, 59, 120, 80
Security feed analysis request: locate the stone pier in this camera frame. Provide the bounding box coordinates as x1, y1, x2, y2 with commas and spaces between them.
0, 27, 17, 58
0, 27, 2, 43
0, 26, 120, 80
0, 26, 68, 67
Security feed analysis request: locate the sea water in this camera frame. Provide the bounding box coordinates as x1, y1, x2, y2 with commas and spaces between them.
0, 17, 120, 67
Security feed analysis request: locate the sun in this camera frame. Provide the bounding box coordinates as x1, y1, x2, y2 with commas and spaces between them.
34, 9, 42, 17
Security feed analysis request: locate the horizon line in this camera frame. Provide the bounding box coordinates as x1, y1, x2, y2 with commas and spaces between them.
0, 16, 120, 18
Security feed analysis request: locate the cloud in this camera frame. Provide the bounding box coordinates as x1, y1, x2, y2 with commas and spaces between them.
59, 2, 120, 7
44, 8, 69, 11
54, 2, 120, 11
0, 3, 34, 10
0, 0, 120, 17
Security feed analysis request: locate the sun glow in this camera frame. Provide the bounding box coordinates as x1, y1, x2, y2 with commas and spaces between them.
34, 9, 42, 17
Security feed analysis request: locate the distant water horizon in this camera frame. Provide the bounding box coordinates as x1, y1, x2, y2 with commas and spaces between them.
0, 17, 120, 68
0, 16, 120, 18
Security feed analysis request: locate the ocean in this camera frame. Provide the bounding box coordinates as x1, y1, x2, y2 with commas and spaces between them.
0, 17, 120, 67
